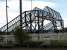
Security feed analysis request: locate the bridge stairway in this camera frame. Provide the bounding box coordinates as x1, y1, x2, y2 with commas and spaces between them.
0, 10, 53, 32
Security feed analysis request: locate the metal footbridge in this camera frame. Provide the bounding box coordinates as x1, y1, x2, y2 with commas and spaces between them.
0, 7, 64, 33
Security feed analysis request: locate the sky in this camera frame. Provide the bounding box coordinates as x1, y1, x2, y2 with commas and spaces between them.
0, 0, 67, 28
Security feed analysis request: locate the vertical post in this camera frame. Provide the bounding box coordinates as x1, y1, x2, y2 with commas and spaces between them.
20, 0, 22, 31
42, 11, 43, 32
52, 20, 57, 32
38, 11, 40, 32
6, 0, 8, 33
37, 11, 40, 40
60, 20, 64, 32
29, 13, 32, 32
25, 12, 27, 31
6, 0, 8, 45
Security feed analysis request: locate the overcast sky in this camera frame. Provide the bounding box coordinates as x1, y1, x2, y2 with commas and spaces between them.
0, 0, 67, 28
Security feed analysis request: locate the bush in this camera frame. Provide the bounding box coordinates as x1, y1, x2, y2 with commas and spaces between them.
64, 28, 67, 32
50, 40, 67, 48
20, 41, 42, 48
14, 27, 31, 46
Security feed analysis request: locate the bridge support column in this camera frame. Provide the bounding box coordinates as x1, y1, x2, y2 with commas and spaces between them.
51, 20, 57, 33
25, 12, 28, 32
29, 13, 32, 32
60, 20, 64, 32
38, 11, 40, 33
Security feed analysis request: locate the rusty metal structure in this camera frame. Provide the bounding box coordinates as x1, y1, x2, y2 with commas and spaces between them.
0, 6, 64, 33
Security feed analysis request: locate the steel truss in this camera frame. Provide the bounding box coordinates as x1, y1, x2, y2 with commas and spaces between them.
0, 8, 64, 33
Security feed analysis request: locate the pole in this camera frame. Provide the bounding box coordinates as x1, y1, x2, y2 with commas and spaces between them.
6, 0, 8, 46
6, 0, 8, 33
20, 0, 22, 31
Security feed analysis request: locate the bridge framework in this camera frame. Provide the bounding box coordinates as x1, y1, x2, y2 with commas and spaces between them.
0, 7, 64, 33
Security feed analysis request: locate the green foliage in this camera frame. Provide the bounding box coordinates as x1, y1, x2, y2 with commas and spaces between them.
14, 27, 30, 45
64, 28, 67, 32
50, 40, 67, 48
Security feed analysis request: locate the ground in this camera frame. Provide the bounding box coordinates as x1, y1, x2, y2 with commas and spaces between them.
0, 48, 67, 50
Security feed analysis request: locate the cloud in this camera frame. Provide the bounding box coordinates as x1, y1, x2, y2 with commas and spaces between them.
0, 0, 11, 2
32, 1, 56, 9
0, 0, 6, 2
